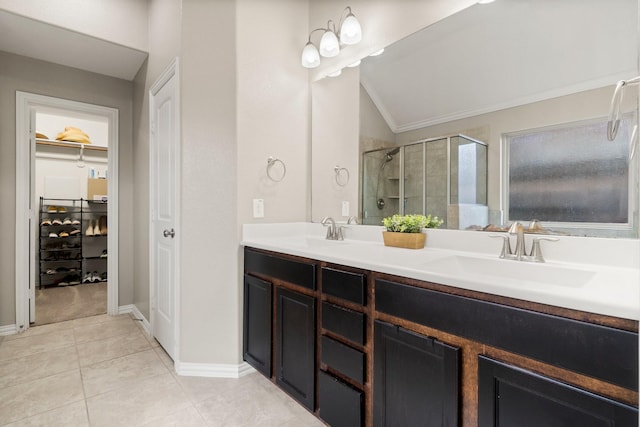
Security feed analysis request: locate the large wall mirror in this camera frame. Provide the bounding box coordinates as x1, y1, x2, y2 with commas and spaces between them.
314, 0, 639, 238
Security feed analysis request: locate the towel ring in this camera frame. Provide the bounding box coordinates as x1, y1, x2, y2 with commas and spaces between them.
267, 156, 286, 182
334, 165, 350, 187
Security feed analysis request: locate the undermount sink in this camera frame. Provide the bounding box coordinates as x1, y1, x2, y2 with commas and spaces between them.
275, 236, 351, 249
421, 255, 596, 288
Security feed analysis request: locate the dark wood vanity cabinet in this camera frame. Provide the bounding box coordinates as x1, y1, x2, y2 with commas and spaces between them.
242, 274, 272, 377
243, 247, 638, 427
276, 287, 316, 410
478, 356, 638, 427
373, 320, 460, 427
243, 248, 317, 411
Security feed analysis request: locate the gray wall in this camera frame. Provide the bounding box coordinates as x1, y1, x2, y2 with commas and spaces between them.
0, 50, 135, 326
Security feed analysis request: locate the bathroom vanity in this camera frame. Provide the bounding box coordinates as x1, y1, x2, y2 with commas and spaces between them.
242, 223, 639, 427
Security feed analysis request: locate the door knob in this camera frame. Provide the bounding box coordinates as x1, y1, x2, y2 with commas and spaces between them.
163, 228, 175, 238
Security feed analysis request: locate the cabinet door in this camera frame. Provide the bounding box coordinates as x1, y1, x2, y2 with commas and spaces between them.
276, 287, 316, 410
478, 356, 638, 427
374, 320, 459, 427
243, 274, 272, 377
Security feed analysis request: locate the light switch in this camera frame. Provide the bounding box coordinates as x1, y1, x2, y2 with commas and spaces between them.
342, 201, 350, 217
253, 199, 264, 218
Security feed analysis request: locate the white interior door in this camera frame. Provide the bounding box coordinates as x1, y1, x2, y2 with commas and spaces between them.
150, 59, 180, 360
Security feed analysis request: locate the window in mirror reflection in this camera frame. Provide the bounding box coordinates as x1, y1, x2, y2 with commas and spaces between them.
505, 116, 636, 236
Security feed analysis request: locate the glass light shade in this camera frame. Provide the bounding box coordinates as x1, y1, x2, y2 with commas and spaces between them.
340, 14, 362, 45
319, 30, 340, 57
301, 42, 320, 68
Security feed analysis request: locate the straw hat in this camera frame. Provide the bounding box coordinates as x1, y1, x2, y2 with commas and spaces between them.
56, 126, 91, 144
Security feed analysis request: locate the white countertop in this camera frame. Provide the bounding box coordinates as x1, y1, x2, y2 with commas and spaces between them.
242, 223, 640, 321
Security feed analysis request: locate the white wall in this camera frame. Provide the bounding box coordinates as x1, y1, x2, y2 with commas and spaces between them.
179, 0, 238, 364
0, 0, 149, 51
236, 0, 311, 226
311, 67, 359, 222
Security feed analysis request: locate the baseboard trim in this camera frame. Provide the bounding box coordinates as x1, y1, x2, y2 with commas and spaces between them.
118, 304, 134, 314
176, 361, 256, 378
0, 324, 17, 336
119, 304, 151, 335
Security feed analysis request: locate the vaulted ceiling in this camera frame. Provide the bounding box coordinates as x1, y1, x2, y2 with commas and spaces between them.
360, 0, 637, 133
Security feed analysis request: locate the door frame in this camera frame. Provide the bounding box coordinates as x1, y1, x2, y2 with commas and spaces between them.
149, 57, 181, 362
15, 91, 119, 331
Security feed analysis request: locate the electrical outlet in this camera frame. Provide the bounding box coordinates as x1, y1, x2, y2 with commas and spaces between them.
253, 199, 264, 218
342, 201, 350, 217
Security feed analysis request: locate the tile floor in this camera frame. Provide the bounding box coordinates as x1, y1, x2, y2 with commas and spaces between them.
0, 314, 324, 426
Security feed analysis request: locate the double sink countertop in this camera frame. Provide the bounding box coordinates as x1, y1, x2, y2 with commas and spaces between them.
242, 222, 640, 321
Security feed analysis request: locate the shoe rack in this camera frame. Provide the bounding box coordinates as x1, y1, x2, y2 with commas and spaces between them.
38, 197, 108, 288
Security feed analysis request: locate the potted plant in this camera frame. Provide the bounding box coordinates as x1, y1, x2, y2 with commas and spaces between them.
381, 214, 443, 249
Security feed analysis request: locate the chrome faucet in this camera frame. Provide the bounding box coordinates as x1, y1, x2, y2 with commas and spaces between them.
347, 216, 359, 224
490, 221, 558, 262
509, 221, 526, 261
321, 217, 344, 240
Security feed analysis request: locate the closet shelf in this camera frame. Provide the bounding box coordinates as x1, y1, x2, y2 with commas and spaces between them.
36, 138, 107, 152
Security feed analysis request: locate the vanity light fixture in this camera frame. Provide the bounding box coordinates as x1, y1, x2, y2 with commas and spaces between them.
347, 59, 361, 68
301, 6, 362, 69
369, 48, 385, 57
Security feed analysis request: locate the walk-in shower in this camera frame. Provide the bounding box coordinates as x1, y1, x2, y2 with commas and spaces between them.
362, 134, 488, 228
375, 147, 400, 209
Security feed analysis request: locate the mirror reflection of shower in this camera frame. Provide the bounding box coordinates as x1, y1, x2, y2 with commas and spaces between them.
375, 147, 400, 209
361, 135, 488, 228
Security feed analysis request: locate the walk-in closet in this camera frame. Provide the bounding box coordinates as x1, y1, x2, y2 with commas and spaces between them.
33, 108, 109, 325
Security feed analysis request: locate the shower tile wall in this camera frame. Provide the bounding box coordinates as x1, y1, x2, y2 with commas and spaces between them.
404, 144, 424, 215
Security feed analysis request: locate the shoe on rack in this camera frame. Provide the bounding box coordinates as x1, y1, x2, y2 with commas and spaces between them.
69, 228, 81, 235
71, 218, 80, 225
46, 268, 56, 275
100, 249, 107, 258
58, 277, 69, 286
99, 216, 108, 235
100, 272, 108, 281
48, 232, 59, 238
86, 220, 94, 236
93, 222, 101, 236
56, 266, 69, 273
41, 218, 52, 226
47, 206, 57, 213
52, 218, 62, 225
59, 231, 69, 238
82, 273, 92, 283
57, 207, 67, 213
92, 271, 101, 282
62, 217, 72, 225
69, 275, 81, 285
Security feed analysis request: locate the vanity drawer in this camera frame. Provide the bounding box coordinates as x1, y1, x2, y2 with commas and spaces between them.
322, 301, 366, 345
322, 267, 366, 305
319, 370, 363, 427
321, 335, 365, 384
244, 248, 316, 290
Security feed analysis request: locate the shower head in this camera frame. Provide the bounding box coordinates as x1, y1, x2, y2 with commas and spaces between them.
384, 147, 400, 162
